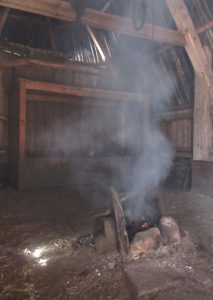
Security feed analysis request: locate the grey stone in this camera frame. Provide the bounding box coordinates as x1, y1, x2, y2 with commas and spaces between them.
130, 227, 161, 259
108, 262, 115, 269
159, 216, 181, 244
125, 262, 182, 298
94, 217, 118, 253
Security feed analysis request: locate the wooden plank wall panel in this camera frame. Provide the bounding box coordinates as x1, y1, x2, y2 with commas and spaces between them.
25, 100, 131, 158
14, 65, 98, 89
22, 157, 138, 189
192, 160, 213, 193
0, 70, 4, 155
0, 69, 13, 163
164, 118, 192, 152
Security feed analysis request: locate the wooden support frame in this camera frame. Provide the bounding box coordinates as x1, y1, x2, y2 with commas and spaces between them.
20, 78, 147, 102
81, 8, 185, 46
0, 0, 186, 46
165, 0, 213, 162
165, 0, 213, 93
148, 21, 213, 59
0, 0, 77, 21
18, 80, 26, 188
197, 21, 213, 35
15, 78, 148, 189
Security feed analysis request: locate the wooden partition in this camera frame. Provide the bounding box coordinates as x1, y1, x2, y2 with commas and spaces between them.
161, 106, 193, 157
11, 78, 148, 189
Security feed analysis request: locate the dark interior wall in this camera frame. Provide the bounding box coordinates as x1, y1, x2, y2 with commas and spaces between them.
0, 62, 101, 186
191, 160, 213, 195
25, 100, 143, 158
2, 59, 210, 191
161, 117, 193, 155
14, 65, 97, 88
0, 61, 195, 190
0, 66, 13, 185
27, 102, 123, 157
7, 63, 145, 189
160, 114, 193, 190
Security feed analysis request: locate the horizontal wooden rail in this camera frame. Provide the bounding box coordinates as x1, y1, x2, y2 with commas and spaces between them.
19, 78, 148, 102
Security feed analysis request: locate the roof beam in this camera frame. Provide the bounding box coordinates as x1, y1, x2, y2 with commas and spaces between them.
197, 21, 213, 34
165, 0, 213, 87
150, 21, 213, 59
165, 0, 213, 161
81, 8, 185, 46
0, 0, 77, 21
0, 0, 186, 46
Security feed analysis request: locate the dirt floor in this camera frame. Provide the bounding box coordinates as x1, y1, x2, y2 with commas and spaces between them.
0, 187, 213, 299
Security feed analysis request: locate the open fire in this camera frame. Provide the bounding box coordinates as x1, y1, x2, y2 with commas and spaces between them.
93, 187, 181, 259
123, 191, 164, 242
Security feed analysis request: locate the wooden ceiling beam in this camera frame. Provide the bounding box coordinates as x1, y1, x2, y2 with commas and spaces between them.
81, 8, 185, 46
0, 0, 186, 46
197, 21, 213, 34
150, 21, 213, 59
0, 0, 77, 21
165, 0, 213, 88
165, 0, 213, 161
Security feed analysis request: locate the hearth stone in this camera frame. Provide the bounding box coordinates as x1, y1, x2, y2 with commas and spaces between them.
130, 227, 161, 259
159, 216, 181, 244
94, 217, 118, 253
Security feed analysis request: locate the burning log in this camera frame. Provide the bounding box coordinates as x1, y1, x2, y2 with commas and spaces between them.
126, 217, 154, 242
123, 190, 164, 241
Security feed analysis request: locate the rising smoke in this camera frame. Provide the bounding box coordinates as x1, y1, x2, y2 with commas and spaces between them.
116, 56, 175, 219
33, 1, 176, 214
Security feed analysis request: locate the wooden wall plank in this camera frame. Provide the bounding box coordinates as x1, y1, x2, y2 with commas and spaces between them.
18, 81, 26, 188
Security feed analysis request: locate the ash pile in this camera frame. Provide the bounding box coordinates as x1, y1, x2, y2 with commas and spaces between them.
93, 187, 181, 260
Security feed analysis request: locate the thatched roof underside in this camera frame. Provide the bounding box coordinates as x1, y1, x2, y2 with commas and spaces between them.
0, 0, 212, 106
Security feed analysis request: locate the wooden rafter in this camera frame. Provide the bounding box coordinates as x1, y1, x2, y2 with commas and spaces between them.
81, 8, 185, 46
0, 0, 76, 21
165, 0, 213, 161
165, 0, 213, 89
151, 21, 213, 59
197, 21, 213, 34
0, 0, 186, 46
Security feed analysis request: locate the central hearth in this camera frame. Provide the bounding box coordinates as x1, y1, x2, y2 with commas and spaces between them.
93, 187, 181, 259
